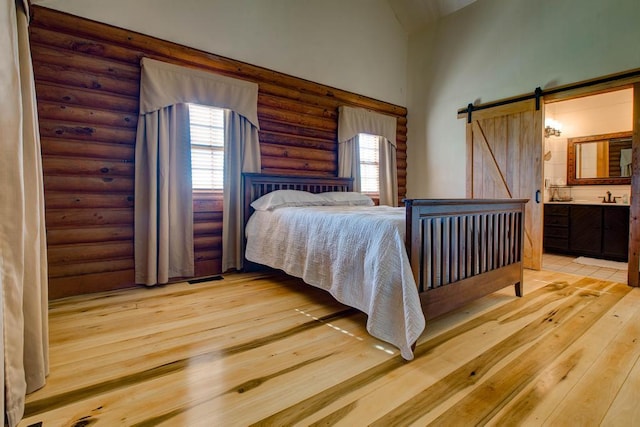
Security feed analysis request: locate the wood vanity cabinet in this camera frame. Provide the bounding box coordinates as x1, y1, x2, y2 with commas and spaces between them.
543, 204, 629, 261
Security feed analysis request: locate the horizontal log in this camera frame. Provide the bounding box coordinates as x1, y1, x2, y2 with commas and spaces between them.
260, 156, 336, 173
194, 249, 222, 262
193, 212, 222, 223
194, 222, 222, 235
41, 137, 135, 161
258, 93, 336, 120
194, 259, 221, 277
47, 241, 133, 265
258, 131, 336, 152
194, 235, 222, 250
31, 43, 141, 81
39, 119, 137, 145
258, 82, 407, 121
38, 101, 138, 129
260, 168, 334, 177
33, 61, 139, 97
44, 175, 133, 193
45, 208, 133, 227
259, 119, 336, 142
45, 192, 134, 209
48, 258, 134, 278
43, 156, 134, 177
258, 108, 337, 132
193, 197, 223, 213
49, 270, 136, 300
46, 225, 133, 245
35, 82, 139, 113
260, 143, 336, 163
29, 26, 143, 65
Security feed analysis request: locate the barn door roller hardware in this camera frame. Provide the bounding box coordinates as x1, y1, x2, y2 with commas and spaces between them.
460, 67, 640, 122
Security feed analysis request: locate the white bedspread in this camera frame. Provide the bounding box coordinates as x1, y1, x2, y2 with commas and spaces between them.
245, 205, 425, 360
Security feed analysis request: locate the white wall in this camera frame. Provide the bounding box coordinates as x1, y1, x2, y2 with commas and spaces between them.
31, 0, 408, 106
407, 0, 640, 198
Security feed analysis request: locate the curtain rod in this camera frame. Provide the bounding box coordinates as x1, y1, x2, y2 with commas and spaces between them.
458, 68, 640, 123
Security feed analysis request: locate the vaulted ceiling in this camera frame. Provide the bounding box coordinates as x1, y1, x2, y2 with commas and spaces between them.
387, 0, 477, 34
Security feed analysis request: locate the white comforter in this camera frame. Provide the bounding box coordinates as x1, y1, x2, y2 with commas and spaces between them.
245, 205, 425, 360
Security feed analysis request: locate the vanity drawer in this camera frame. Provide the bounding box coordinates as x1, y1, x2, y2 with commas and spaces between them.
544, 215, 569, 227
544, 226, 568, 238
545, 204, 569, 216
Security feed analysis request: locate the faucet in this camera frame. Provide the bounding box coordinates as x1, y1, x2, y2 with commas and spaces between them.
601, 191, 620, 204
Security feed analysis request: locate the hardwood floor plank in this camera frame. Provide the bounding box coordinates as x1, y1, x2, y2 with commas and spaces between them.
602, 355, 640, 425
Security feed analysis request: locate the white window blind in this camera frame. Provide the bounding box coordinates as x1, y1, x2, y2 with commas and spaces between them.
189, 104, 225, 190
359, 133, 380, 193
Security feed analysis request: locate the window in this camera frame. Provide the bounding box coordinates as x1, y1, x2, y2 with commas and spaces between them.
189, 104, 225, 190
359, 133, 380, 193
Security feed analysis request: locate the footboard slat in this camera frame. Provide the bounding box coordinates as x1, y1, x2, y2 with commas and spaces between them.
405, 199, 527, 295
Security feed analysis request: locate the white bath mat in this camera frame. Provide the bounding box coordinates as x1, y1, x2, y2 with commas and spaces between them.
574, 256, 628, 270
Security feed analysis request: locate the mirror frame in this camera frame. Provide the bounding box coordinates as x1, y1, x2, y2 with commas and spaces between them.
567, 131, 632, 185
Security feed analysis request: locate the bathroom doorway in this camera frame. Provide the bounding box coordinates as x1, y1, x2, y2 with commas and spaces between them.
543, 88, 633, 282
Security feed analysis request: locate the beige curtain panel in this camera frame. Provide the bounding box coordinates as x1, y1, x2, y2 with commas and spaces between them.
1, 0, 50, 424
337, 107, 398, 206
378, 137, 398, 206
135, 103, 195, 285
222, 110, 261, 272
338, 136, 362, 192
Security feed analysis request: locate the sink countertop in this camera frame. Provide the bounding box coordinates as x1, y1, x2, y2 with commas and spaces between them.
545, 200, 630, 206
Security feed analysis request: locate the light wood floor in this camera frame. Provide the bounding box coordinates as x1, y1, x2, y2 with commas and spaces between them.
19, 269, 640, 426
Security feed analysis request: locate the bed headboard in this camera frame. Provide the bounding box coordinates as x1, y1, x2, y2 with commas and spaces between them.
243, 173, 354, 228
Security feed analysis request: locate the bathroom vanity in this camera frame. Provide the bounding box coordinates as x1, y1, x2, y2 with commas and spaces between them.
544, 202, 629, 261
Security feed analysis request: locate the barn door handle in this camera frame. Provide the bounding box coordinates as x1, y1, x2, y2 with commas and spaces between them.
535, 190, 541, 203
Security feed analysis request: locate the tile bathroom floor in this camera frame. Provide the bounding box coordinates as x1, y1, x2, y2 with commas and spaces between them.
542, 253, 628, 283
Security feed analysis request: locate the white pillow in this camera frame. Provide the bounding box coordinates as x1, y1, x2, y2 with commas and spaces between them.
319, 192, 374, 206
251, 190, 325, 211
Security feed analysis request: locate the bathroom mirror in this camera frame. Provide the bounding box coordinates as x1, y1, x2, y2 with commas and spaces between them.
567, 131, 632, 185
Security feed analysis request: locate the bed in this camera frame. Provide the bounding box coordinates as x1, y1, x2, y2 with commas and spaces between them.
243, 173, 527, 360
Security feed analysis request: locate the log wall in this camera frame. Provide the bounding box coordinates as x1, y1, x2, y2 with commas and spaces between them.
29, 6, 408, 299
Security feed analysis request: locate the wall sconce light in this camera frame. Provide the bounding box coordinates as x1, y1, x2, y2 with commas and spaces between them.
545, 118, 562, 138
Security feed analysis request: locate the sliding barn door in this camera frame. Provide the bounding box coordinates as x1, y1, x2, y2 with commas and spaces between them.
465, 99, 544, 270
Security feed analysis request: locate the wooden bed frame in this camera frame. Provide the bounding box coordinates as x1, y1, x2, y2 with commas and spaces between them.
243, 173, 527, 322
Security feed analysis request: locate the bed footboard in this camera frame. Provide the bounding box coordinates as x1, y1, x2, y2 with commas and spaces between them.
405, 199, 527, 320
